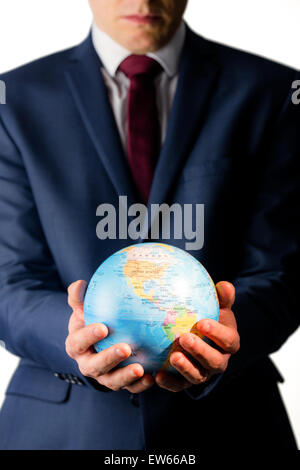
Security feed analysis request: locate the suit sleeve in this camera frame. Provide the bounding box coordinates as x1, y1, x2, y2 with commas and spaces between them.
228, 80, 300, 375
0, 114, 108, 392
186, 72, 300, 400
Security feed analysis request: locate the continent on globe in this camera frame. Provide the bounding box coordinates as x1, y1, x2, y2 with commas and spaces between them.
84, 243, 219, 374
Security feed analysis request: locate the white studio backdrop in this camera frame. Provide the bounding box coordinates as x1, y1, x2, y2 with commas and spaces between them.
0, 0, 299, 447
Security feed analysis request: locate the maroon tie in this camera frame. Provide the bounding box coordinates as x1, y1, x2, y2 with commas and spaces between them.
118, 55, 162, 203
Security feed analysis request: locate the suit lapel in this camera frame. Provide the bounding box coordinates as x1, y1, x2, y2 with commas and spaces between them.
65, 34, 139, 205
141, 27, 221, 240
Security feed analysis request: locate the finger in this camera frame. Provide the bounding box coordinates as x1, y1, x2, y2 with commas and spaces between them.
124, 374, 155, 394
68, 310, 85, 334
216, 281, 235, 309
65, 323, 108, 358
169, 351, 211, 384
197, 318, 240, 354
78, 343, 132, 377
218, 307, 238, 329
179, 333, 228, 371
155, 370, 191, 392
68, 280, 87, 311
99, 364, 144, 392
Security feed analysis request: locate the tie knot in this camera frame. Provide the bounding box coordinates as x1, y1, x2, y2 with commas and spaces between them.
118, 55, 162, 80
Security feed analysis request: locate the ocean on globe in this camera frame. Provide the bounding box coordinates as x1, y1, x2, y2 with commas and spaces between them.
84, 243, 219, 374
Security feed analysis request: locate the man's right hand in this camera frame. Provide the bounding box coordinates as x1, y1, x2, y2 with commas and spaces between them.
65, 280, 155, 393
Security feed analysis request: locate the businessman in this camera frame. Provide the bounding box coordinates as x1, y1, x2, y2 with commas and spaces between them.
0, 0, 299, 449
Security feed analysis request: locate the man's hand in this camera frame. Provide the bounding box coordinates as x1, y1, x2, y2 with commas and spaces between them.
155, 281, 240, 392
65, 280, 154, 393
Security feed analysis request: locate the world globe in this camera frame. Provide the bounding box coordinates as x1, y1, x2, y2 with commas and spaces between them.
84, 243, 219, 374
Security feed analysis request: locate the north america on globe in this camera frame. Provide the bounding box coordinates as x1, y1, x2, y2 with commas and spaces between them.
84, 243, 219, 374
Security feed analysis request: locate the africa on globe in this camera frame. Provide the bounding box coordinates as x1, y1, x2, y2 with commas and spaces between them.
84, 243, 219, 374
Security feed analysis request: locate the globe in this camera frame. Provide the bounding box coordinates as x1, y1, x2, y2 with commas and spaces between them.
84, 243, 219, 374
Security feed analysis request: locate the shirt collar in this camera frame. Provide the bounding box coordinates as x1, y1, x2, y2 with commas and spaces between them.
91, 20, 186, 78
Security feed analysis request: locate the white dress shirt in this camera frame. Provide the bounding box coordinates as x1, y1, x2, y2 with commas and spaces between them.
91, 21, 186, 153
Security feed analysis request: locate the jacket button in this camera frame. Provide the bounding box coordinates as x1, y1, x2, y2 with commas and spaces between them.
54, 372, 84, 386
74, 377, 84, 386
54, 372, 64, 381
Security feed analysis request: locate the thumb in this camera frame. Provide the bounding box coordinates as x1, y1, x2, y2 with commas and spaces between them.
216, 281, 235, 309
67, 280, 87, 311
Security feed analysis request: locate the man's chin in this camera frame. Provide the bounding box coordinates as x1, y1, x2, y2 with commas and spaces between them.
122, 31, 169, 54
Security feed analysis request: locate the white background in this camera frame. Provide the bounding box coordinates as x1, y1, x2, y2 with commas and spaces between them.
0, 0, 299, 447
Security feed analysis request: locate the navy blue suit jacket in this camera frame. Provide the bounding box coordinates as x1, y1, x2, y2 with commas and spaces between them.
0, 25, 299, 449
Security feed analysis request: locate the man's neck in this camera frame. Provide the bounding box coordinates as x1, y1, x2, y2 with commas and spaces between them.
91, 21, 186, 77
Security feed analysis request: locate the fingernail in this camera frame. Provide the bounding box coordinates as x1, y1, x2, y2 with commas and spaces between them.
198, 321, 210, 334
93, 327, 103, 337
132, 368, 141, 377
175, 357, 184, 366
202, 321, 210, 333
183, 334, 194, 347
172, 353, 183, 366
116, 348, 127, 358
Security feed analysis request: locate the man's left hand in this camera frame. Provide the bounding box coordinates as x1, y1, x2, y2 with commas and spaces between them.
155, 281, 240, 392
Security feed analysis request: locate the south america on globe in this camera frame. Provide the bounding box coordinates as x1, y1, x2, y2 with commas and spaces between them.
84, 243, 219, 374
